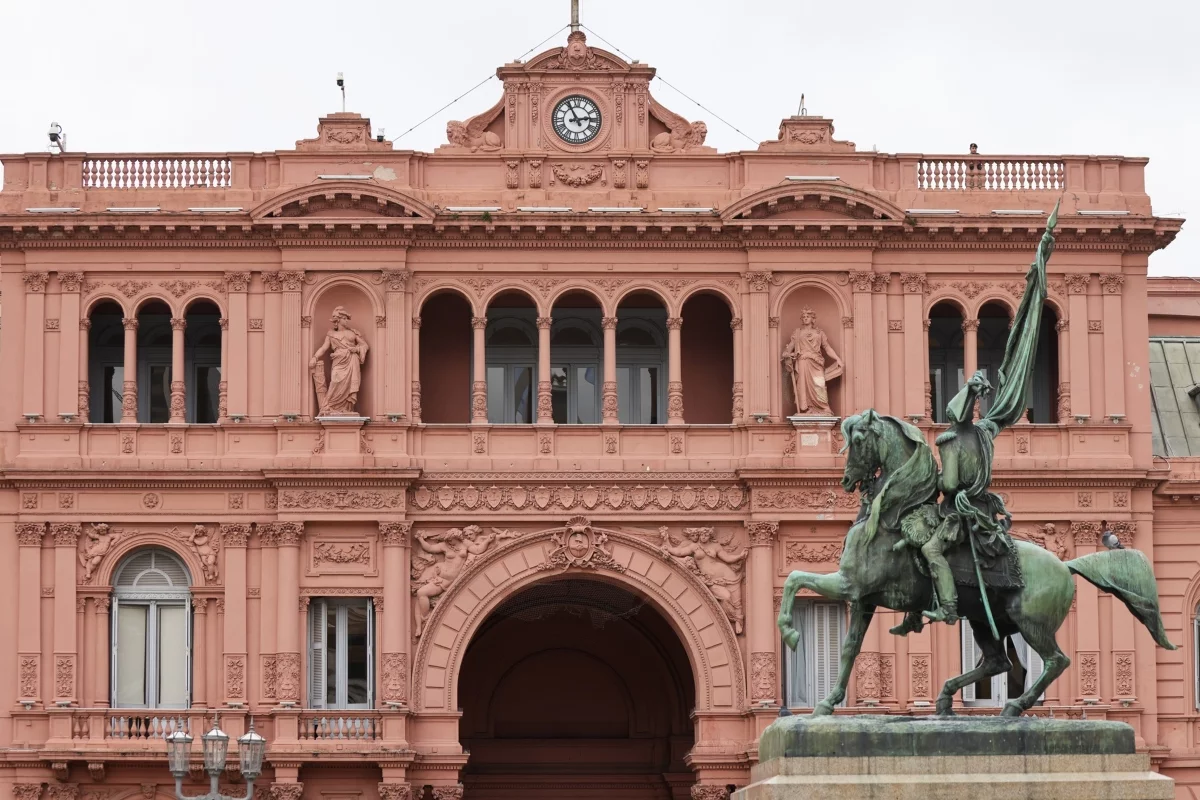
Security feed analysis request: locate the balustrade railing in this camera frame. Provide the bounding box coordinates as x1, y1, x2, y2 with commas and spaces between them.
81, 157, 233, 189
298, 713, 380, 741
106, 712, 192, 740
917, 157, 1065, 191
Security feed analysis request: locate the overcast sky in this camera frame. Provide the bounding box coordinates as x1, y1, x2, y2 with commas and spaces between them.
2, 0, 1195, 274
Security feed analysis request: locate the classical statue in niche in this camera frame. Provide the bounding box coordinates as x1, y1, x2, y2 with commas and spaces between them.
648, 96, 708, 153
79, 522, 121, 584
782, 307, 842, 416
189, 524, 219, 583
310, 306, 369, 417
411, 525, 517, 636
659, 526, 747, 634
446, 96, 504, 152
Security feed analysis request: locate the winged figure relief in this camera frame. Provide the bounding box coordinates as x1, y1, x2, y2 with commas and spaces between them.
648, 96, 708, 153
446, 95, 504, 152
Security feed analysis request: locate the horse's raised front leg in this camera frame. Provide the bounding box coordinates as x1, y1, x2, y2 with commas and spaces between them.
814, 603, 874, 715
777, 569, 851, 650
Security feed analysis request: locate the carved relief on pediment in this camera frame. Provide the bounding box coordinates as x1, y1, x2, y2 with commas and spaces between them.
295, 112, 392, 152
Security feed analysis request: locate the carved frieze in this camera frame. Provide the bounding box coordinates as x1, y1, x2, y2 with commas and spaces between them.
784, 541, 843, 564
280, 490, 404, 510
409, 480, 746, 513
753, 488, 859, 511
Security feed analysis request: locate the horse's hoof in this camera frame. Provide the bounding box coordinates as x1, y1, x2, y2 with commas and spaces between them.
782, 629, 800, 650
935, 698, 955, 716
812, 702, 835, 716
1001, 701, 1024, 717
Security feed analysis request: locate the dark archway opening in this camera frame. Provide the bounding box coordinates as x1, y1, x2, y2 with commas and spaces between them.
419, 292, 472, 423
459, 579, 696, 800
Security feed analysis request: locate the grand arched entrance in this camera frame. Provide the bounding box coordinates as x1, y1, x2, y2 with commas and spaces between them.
458, 579, 696, 799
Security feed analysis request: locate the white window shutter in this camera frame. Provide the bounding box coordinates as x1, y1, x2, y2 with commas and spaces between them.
813, 603, 844, 704
962, 621, 979, 702
367, 600, 375, 709
110, 598, 119, 708
309, 600, 327, 708
1012, 633, 1044, 701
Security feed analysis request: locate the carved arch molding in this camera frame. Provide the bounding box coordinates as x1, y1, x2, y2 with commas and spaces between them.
411, 519, 746, 713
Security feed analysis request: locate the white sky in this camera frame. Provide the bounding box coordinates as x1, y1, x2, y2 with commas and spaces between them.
1, 0, 1195, 274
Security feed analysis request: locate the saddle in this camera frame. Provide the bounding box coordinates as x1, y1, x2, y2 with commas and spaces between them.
947, 536, 1024, 590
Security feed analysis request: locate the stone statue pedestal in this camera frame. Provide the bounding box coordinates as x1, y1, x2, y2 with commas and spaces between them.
735, 715, 1172, 800
787, 415, 840, 461
315, 416, 372, 467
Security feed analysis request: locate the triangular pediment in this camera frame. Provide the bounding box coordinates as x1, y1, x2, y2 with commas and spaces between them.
251, 181, 435, 223
523, 30, 630, 72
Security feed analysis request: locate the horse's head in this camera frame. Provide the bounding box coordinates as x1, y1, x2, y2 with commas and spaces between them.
840, 409, 884, 493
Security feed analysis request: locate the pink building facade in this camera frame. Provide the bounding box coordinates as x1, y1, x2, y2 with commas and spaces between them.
1, 30, 1197, 800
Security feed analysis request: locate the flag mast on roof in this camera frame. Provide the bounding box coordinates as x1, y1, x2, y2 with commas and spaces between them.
571, 0, 581, 32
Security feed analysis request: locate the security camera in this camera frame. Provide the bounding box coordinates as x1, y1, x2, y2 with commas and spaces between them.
376, 127, 385, 143
48, 122, 66, 153
336, 72, 344, 88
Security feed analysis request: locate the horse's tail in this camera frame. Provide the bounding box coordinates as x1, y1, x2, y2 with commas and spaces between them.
1066, 549, 1177, 650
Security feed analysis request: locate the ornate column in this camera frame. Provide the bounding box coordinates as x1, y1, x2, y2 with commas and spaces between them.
847, 271, 875, 411
51, 523, 80, 704
94, 596, 110, 707
538, 315, 555, 424
16, 522, 45, 705
22, 272, 48, 419
745, 270, 772, 418
1070, 522, 1102, 701
262, 272, 283, 417
410, 316, 422, 423
1099, 274, 1126, 422
192, 598, 208, 708
382, 270, 410, 417
58, 272, 84, 420
258, 526, 278, 710
730, 317, 744, 422
471, 315, 488, 423
380, 522, 412, 707
220, 523, 250, 705
962, 318, 979, 379
225, 271, 251, 419
1056, 318, 1071, 422
900, 274, 926, 420
78, 318, 91, 422
121, 316, 139, 423
169, 317, 187, 423
601, 316, 619, 424
76, 594, 88, 706
667, 316, 684, 424
278, 271, 304, 418
745, 521, 779, 705
1064, 274, 1091, 421
275, 522, 305, 705
218, 317, 229, 421
871, 273, 892, 415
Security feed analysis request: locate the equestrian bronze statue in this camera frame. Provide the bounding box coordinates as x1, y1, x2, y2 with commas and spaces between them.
778, 201, 1176, 717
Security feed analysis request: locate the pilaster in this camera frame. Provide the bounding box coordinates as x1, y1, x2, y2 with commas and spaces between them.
746, 521, 779, 706
848, 271, 874, 411
262, 271, 283, 417
745, 270, 772, 418
1065, 274, 1092, 421
871, 273, 891, 415
57, 272, 83, 420
730, 316, 744, 422
1099, 274, 1126, 422
667, 316, 684, 424
471, 316, 488, 423
539, 316, 555, 424
16, 522, 46, 705
51, 523, 80, 704
410, 316, 423, 423
382, 270, 410, 417
274, 522, 305, 710
22, 272, 48, 419
380, 522, 412, 709
225, 271, 251, 418
900, 273, 926, 420
278, 270, 304, 417
220, 522, 251, 706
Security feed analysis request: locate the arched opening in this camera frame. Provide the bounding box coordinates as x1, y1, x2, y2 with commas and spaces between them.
183, 300, 222, 424
976, 301, 1012, 418
111, 547, 192, 709
550, 291, 603, 424
419, 292, 472, 423
459, 578, 695, 799
616, 291, 667, 424
136, 300, 173, 423
485, 290, 538, 424
681, 292, 733, 423
1031, 305, 1060, 423
87, 301, 125, 423
927, 301, 965, 424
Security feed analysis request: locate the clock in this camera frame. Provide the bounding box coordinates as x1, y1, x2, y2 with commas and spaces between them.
552, 94, 602, 144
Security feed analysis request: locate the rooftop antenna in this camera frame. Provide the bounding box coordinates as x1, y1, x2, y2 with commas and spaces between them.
336, 72, 346, 112
570, 0, 580, 32
797, 93, 807, 117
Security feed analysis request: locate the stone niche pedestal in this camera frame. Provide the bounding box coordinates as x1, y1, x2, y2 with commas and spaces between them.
314, 416, 371, 467
735, 715, 1173, 800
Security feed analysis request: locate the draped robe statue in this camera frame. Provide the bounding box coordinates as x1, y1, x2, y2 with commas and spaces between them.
310, 306, 369, 416
782, 308, 843, 416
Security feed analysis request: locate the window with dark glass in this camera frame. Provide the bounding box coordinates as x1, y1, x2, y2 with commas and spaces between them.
308, 598, 374, 709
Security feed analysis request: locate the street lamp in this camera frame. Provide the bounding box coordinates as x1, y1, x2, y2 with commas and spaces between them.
165, 715, 266, 800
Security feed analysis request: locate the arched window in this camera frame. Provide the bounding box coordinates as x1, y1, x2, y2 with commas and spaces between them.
87, 301, 125, 423
550, 316, 602, 424
485, 314, 538, 424
111, 549, 192, 708
616, 316, 666, 424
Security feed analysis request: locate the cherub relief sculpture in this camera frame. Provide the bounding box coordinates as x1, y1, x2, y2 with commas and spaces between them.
782, 307, 842, 417
648, 96, 708, 153
188, 524, 219, 583
79, 523, 121, 584
446, 96, 504, 152
411, 525, 517, 637
311, 306, 369, 417
659, 526, 747, 634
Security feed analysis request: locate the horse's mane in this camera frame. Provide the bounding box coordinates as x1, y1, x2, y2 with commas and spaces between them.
858, 414, 939, 541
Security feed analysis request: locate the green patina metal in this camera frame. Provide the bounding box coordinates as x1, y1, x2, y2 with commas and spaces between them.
778, 200, 1177, 718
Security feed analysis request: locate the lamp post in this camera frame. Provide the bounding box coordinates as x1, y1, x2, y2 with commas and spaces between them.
165, 715, 266, 800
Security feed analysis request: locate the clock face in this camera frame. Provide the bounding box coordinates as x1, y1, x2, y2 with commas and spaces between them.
552, 95, 602, 144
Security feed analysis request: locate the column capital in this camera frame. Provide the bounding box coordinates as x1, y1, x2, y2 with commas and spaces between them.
412, 315, 422, 330
279, 270, 304, 291
870, 272, 892, 293
220, 523, 252, 547
601, 316, 618, 330
271, 521, 305, 546
219, 317, 229, 331
471, 316, 488, 330
1056, 318, 1069, 333
1098, 274, 1125, 294
847, 271, 874, 292
961, 318, 980, 332
744, 270, 773, 292
899, 273, 927, 294
59, 272, 84, 292
22, 272, 49, 293
381, 269, 411, 291
51, 522, 81, 547
729, 316, 743, 331
1064, 273, 1091, 294
379, 521, 413, 545
666, 316, 683, 330
192, 596, 209, 613
746, 520, 779, 546
224, 271, 251, 292
378, 783, 413, 800
16, 522, 46, 546
122, 317, 139, 331
170, 317, 187, 331
537, 316, 554, 330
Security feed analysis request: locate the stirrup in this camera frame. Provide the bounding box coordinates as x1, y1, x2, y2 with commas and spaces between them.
922, 604, 958, 625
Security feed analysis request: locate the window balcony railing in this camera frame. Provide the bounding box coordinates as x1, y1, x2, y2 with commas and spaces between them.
297, 712, 381, 741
